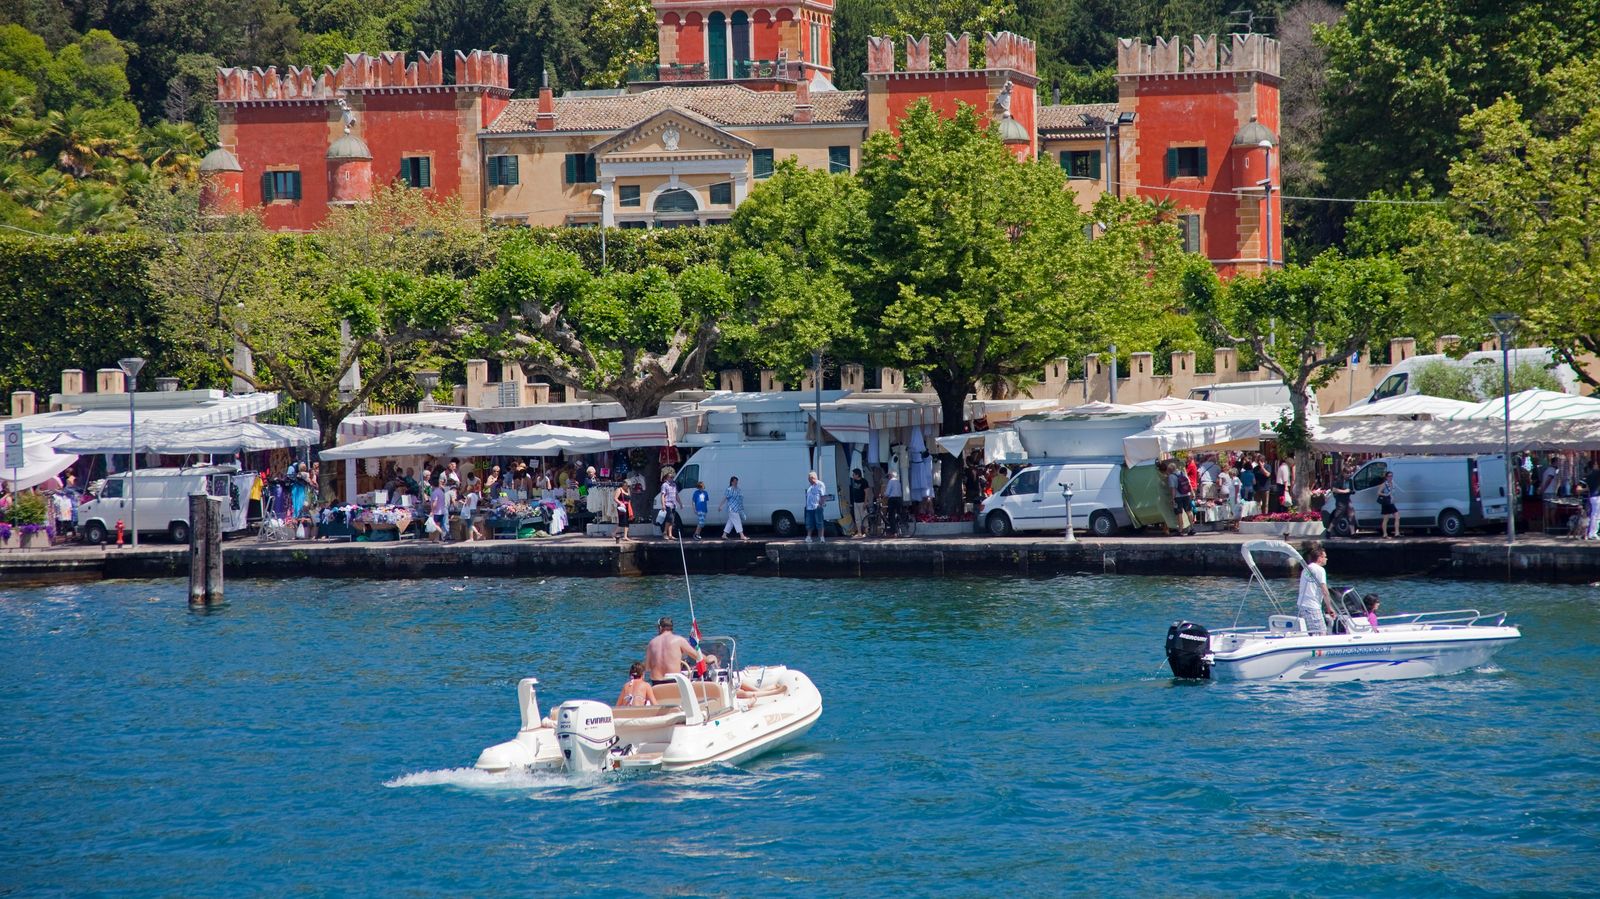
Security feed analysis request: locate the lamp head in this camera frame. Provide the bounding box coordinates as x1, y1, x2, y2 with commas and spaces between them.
1258, 139, 1273, 150
118, 357, 146, 379
1489, 312, 1520, 337
1117, 110, 1136, 125
591, 188, 609, 200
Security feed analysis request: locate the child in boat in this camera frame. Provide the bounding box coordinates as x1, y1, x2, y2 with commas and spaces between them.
1363, 594, 1381, 632
616, 662, 657, 707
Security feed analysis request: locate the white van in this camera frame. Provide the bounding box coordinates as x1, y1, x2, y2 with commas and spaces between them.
1342, 455, 1508, 537
77, 466, 254, 544
1364, 348, 1579, 404
1188, 380, 1292, 406
978, 461, 1129, 537
671, 440, 843, 537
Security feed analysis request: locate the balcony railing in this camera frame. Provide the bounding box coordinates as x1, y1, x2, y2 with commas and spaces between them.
627, 60, 799, 83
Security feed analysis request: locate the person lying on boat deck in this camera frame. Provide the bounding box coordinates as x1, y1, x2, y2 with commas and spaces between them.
1363, 595, 1381, 632
1296, 543, 1336, 635
645, 617, 715, 684
616, 662, 659, 707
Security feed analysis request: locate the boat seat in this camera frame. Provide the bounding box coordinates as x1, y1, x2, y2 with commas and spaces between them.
1267, 614, 1306, 634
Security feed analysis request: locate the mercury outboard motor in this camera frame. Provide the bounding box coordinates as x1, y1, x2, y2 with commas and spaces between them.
555, 700, 617, 773
1166, 621, 1212, 679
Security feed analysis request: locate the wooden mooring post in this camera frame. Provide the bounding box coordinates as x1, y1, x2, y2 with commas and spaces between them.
187, 494, 224, 605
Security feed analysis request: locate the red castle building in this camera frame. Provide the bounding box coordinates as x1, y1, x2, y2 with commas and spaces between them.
203, 3, 1280, 274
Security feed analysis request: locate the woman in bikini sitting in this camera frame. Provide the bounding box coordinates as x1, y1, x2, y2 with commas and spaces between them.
616, 662, 658, 707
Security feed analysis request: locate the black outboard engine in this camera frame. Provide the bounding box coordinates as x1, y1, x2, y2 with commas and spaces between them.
1166, 621, 1212, 679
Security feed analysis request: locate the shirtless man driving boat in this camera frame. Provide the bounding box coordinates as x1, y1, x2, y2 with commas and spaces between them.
645, 617, 712, 684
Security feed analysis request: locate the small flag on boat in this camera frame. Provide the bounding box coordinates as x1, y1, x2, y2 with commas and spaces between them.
691, 620, 707, 675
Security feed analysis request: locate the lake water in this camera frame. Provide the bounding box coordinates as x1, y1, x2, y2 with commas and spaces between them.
2, 573, 1596, 896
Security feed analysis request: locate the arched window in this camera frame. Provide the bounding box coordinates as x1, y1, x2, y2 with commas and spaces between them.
707, 12, 727, 79
731, 11, 751, 75
654, 188, 699, 214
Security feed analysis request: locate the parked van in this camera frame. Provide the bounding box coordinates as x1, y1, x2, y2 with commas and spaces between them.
77, 466, 253, 545
1363, 348, 1579, 404
671, 440, 843, 537
1188, 380, 1292, 406
979, 460, 1130, 537
1342, 455, 1508, 537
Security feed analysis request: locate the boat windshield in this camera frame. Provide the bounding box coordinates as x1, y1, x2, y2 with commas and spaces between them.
700, 636, 736, 675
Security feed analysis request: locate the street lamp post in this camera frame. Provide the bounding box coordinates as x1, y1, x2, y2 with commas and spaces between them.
1258, 138, 1275, 271
1061, 483, 1076, 542
591, 188, 610, 268
1490, 313, 1519, 546
811, 348, 824, 471
118, 357, 145, 548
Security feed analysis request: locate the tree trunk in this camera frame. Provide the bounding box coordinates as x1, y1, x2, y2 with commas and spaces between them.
317, 416, 341, 503
1288, 391, 1313, 510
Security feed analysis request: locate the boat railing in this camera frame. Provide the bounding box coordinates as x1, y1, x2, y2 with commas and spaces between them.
1375, 609, 1508, 628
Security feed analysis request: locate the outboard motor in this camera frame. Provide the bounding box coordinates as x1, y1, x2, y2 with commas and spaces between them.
555, 700, 617, 773
1166, 621, 1212, 679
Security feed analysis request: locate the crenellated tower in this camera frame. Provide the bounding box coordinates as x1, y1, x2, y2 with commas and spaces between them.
641, 0, 834, 89
864, 32, 1039, 159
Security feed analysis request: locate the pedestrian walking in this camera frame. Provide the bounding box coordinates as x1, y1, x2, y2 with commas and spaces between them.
1584, 462, 1600, 540
614, 481, 633, 543
658, 467, 679, 540
719, 476, 747, 540
691, 481, 709, 540
848, 468, 870, 537
883, 470, 904, 536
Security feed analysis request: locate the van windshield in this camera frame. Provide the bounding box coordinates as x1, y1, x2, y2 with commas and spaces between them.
101, 479, 123, 498
1371, 373, 1408, 402
1006, 470, 1040, 496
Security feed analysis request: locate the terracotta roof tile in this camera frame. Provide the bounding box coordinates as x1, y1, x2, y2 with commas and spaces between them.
486, 85, 866, 134
1037, 103, 1117, 138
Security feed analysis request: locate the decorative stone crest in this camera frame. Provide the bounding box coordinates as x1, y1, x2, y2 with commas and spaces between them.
662, 126, 680, 151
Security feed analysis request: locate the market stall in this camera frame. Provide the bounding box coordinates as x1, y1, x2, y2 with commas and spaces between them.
1, 432, 78, 492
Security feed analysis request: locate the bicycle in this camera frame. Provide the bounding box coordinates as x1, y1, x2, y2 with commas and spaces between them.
864, 499, 916, 538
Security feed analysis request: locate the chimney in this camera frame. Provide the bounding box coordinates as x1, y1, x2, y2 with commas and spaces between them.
96, 369, 126, 394
61, 369, 84, 395
535, 69, 556, 131
10, 391, 35, 417
793, 79, 813, 123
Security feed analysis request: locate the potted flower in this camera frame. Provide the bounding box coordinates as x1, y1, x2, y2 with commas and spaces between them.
1238, 510, 1325, 537
3, 493, 50, 549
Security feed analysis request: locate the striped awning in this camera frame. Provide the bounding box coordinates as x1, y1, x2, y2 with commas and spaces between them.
1442, 389, 1600, 422
8, 392, 281, 438
338, 411, 468, 439
609, 412, 705, 448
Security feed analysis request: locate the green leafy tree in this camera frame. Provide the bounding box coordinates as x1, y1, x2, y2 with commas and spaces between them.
1186, 252, 1409, 507
1412, 359, 1563, 402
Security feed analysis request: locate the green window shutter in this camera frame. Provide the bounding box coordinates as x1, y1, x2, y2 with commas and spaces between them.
291, 172, 302, 199
419, 157, 431, 188
1166, 148, 1178, 181
489, 157, 501, 186
565, 154, 577, 184
1197, 147, 1208, 178
710, 182, 732, 205
754, 148, 774, 179
828, 145, 850, 173
507, 155, 519, 185
1089, 151, 1101, 181
586, 154, 597, 182
260, 172, 274, 202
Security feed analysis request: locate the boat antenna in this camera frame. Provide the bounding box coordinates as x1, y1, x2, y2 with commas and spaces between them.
675, 522, 706, 673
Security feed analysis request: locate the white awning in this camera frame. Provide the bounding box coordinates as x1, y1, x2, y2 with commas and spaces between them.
478, 423, 611, 456
609, 412, 705, 448
338, 411, 467, 439
11, 392, 281, 438
1441, 389, 1600, 422
1323, 394, 1477, 420
1130, 397, 1253, 422
468, 401, 628, 425
1, 432, 78, 491
56, 422, 318, 455
319, 428, 492, 460
935, 429, 1027, 462
1123, 418, 1267, 467
1313, 418, 1600, 453
966, 398, 1059, 422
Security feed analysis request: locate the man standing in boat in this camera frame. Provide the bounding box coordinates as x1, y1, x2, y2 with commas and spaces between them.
645, 617, 710, 684
1297, 543, 1336, 635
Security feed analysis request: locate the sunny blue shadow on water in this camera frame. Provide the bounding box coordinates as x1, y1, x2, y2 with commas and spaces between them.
1, 573, 1596, 896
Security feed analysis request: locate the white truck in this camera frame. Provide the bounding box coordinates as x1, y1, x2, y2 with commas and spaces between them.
669, 439, 844, 537
978, 460, 1131, 537
76, 466, 255, 544
1338, 454, 1509, 537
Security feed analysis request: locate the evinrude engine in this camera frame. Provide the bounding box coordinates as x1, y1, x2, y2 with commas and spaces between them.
555, 700, 616, 773
1166, 621, 1212, 679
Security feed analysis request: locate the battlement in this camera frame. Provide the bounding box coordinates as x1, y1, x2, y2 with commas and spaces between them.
866, 31, 1036, 77
1116, 33, 1279, 79
216, 50, 509, 103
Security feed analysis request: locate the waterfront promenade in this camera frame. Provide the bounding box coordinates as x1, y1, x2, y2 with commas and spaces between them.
4, 532, 1598, 585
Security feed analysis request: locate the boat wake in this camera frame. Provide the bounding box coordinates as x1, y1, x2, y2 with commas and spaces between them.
384, 766, 574, 791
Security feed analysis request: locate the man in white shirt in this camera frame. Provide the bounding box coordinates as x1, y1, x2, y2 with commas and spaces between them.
1296, 543, 1335, 635
1274, 458, 1292, 512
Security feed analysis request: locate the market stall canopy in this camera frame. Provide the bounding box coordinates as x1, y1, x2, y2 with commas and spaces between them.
1057, 401, 1148, 416
1313, 418, 1600, 453
1441, 389, 1600, 422
319, 428, 492, 460
1322, 394, 1477, 420
10, 391, 280, 439
966, 398, 1059, 423
608, 412, 706, 448
468, 401, 628, 425
1, 432, 78, 492
1130, 397, 1254, 423
339, 411, 467, 439
935, 429, 1027, 463
1123, 418, 1268, 467
55, 422, 318, 455
804, 399, 942, 444
479, 423, 611, 456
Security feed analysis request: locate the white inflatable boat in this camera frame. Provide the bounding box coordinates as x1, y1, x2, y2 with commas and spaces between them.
1165, 541, 1521, 683
475, 637, 822, 774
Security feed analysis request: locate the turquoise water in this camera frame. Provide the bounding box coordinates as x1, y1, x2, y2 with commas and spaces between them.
1, 573, 1596, 896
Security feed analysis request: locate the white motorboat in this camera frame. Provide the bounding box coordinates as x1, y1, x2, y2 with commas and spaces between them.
475, 637, 823, 774
1164, 540, 1520, 683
